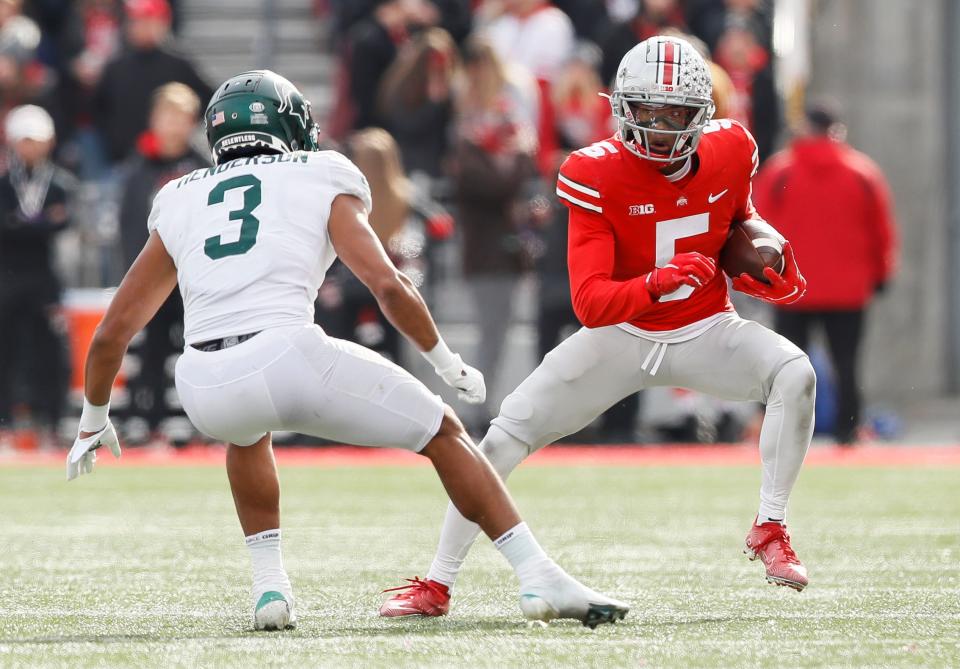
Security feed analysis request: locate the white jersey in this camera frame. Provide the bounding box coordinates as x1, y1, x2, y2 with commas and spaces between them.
147, 150, 371, 345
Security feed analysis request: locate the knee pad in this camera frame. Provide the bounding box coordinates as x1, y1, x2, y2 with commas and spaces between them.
478, 425, 531, 479
499, 391, 534, 422
772, 356, 817, 407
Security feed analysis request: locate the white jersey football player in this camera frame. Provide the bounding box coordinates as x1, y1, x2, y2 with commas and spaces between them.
66, 70, 628, 630
380, 36, 816, 617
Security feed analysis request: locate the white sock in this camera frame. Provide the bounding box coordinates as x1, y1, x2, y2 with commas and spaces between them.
494, 522, 556, 585
426, 426, 531, 589
426, 502, 479, 588
757, 358, 815, 524
245, 528, 292, 602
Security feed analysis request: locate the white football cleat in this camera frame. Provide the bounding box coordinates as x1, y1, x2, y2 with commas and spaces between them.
519, 570, 629, 629
253, 590, 297, 631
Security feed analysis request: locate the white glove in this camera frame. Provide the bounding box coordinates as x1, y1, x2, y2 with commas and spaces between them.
435, 354, 487, 405
66, 421, 121, 481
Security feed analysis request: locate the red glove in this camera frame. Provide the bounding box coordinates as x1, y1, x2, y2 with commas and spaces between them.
731, 242, 807, 304
646, 252, 717, 299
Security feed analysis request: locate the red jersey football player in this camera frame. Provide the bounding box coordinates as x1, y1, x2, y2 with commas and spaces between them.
380, 35, 814, 618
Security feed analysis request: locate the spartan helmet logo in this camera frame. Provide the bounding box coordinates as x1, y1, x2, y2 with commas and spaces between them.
274, 77, 308, 129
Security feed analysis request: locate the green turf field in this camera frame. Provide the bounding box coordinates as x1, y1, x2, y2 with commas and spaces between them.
0, 462, 957, 668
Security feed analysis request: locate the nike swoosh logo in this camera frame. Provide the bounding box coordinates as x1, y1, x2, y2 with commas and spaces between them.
708, 189, 729, 203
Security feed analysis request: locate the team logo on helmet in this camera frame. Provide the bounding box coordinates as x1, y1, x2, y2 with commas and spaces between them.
275, 78, 308, 129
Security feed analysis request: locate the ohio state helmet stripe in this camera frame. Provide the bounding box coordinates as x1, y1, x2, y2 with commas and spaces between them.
662, 41, 676, 86
556, 187, 603, 213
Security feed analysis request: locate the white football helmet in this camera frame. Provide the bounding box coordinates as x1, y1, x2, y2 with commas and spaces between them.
609, 36, 715, 162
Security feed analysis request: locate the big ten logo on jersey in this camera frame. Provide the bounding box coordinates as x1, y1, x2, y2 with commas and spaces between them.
577, 140, 619, 159
629, 203, 655, 216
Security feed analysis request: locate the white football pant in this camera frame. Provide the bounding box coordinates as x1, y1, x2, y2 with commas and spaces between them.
427, 314, 815, 587
175, 324, 444, 449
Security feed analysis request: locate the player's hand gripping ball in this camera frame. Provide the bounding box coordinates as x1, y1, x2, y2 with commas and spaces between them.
719, 219, 785, 284
731, 241, 807, 305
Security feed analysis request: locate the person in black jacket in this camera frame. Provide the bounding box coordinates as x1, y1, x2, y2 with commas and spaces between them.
93, 0, 211, 166
340, 0, 439, 133
117, 82, 208, 445
0, 105, 75, 448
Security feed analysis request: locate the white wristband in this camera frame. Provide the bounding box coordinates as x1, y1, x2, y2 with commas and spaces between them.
421, 338, 458, 372
79, 398, 110, 433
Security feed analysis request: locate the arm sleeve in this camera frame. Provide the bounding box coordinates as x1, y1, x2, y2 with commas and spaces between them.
566, 206, 655, 328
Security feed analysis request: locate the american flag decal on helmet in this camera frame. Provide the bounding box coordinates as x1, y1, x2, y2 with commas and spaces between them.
658, 40, 680, 87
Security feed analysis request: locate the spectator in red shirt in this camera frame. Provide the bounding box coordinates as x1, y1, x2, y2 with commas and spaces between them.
753, 102, 899, 444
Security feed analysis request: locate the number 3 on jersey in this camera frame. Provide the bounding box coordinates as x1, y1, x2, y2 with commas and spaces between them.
655, 212, 709, 302
205, 174, 261, 259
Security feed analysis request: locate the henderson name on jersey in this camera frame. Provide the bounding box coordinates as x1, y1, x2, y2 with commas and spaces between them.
147, 150, 372, 346
555, 120, 761, 337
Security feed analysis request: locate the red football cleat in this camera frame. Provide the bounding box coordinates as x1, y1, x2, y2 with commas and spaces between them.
379, 577, 450, 617
744, 519, 809, 591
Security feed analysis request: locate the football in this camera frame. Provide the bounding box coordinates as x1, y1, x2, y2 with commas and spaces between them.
719, 219, 786, 283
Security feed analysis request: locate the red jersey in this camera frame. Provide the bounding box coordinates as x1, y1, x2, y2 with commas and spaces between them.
556, 120, 761, 331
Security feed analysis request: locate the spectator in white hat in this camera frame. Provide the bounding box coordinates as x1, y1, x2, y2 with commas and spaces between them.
5, 102, 53, 145
0, 103, 77, 451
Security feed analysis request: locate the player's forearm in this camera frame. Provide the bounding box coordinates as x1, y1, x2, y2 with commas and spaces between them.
83, 329, 128, 406
571, 275, 656, 328
372, 270, 440, 352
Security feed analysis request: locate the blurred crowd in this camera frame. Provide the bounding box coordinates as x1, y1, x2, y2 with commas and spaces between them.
0, 0, 897, 450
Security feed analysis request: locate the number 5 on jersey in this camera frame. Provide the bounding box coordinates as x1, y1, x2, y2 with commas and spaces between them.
205, 174, 262, 259
655, 212, 710, 301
